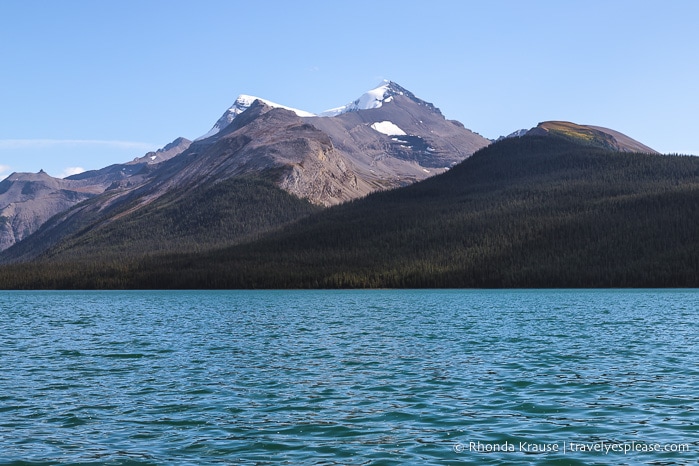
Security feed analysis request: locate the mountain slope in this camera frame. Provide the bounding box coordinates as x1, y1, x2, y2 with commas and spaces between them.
1, 135, 697, 288
0, 137, 191, 252
0, 171, 102, 250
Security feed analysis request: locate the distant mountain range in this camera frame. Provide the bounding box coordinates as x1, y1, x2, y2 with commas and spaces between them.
1, 80, 694, 289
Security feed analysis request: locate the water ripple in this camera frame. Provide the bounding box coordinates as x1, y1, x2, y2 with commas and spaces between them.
0, 289, 697, 465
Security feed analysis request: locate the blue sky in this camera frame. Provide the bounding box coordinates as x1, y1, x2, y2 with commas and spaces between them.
1, 0, 698, 179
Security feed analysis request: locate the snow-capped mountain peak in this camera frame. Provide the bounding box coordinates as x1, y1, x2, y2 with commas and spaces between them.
196, 94, 316, 141
196, 81, 441, 141
319, 80, 407, 117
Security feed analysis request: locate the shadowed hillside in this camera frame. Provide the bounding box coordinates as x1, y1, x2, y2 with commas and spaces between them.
1, 135, 697, 289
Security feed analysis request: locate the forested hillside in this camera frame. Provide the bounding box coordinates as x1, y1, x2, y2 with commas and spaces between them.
1, 136, 697, 288
0, 176, 320, 275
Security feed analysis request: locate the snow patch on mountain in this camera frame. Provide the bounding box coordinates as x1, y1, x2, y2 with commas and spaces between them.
370, 121, 407, 136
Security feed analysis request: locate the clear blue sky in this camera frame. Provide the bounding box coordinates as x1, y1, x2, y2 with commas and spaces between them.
1, 0, 698, 179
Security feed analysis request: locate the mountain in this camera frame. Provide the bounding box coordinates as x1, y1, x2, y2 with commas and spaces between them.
2, 81, 684, 288
2, 133, 696, 289
0, 81, 490, 262
192, 80, 490, 205
0, 137, 191, 252
303, 81, 489, 198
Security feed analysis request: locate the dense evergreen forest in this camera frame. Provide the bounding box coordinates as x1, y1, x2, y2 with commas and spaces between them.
1, 136, 698, 288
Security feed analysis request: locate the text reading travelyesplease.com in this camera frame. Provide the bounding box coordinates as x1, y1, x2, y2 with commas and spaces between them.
453, 440, 691, 455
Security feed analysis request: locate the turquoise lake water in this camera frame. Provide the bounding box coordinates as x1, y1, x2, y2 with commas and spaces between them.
0, 289, 697, 465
